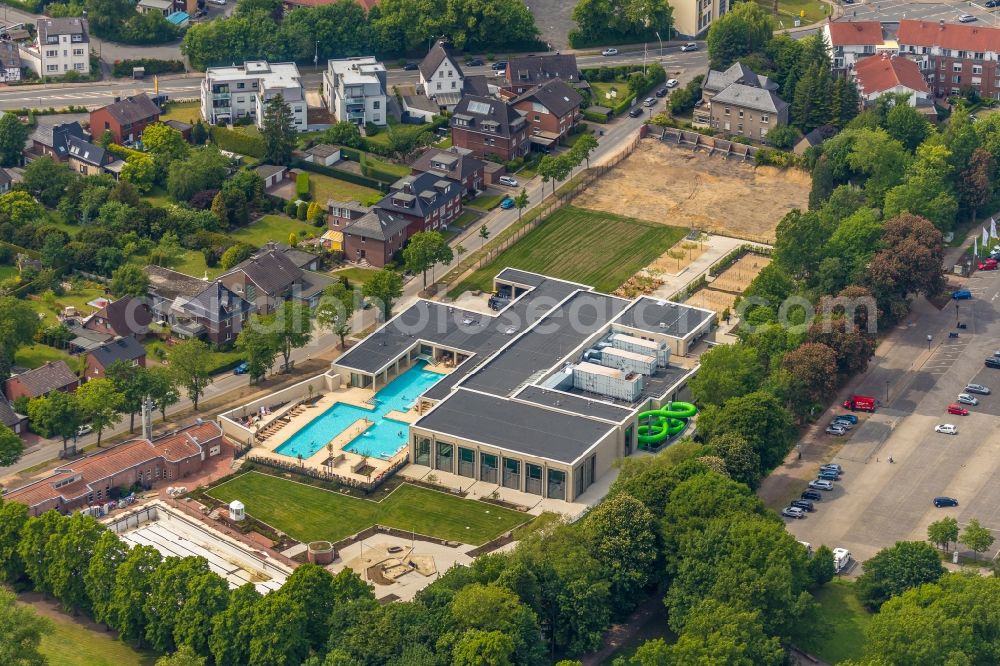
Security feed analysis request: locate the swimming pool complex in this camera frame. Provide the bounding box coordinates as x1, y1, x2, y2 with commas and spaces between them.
274, 361, 444, 460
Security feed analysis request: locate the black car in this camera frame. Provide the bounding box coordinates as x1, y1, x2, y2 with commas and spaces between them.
791, 499, 816, 512
465, 58, 484, 66
491, 61, 508, 70
987, 357, 1000, 369
801, 489, 822, 501
934, 496, 959, 507
655, 87, 668, 98
628, 106, 644, 118
402, 63, 419, 71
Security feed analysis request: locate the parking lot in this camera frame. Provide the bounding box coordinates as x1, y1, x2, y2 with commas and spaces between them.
841, 0, 1000, 25
783, 269, 1000, 564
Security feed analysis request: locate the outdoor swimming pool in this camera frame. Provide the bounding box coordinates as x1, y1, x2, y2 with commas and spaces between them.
274, 362, 444, 460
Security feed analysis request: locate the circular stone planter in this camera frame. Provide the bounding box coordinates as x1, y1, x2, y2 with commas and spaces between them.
307, 540, 336, 565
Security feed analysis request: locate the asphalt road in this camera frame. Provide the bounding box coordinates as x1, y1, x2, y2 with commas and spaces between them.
842, 0, 1000, 25
785, 269, 1000, 564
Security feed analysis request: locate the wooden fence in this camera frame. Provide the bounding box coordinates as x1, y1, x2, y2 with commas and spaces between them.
658, 127, 759, 161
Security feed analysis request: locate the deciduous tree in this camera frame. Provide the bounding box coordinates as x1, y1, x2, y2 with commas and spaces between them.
26, 391, 82, 454
170, 338, 211, 410
48, 512, 104, 614
76, 378, 125, 446
855, 540, 945, 610
268, 300, 312, 373
85, 529, 129, 627
110, 263, 151, 298
696, 391, 795, 470
0, 588, 51, 665
960, 518, 995, 561
688, 343, 764, 407
782, 341, 838, 416
0, 113, 28, 167
403, 230, 453, 289
0, 498, 28, 583
210, 583, 260, 666
927, 517, 959, 552
315, 281, 355, 349
0, 424, 23, 467
248, 591, 309, 666
110, 544, 162, 647
235, 317, 279, 384
147, 365, 180, 420
106, 360, 150, 433
363, 268, 403, 320
708, 432, 761, 488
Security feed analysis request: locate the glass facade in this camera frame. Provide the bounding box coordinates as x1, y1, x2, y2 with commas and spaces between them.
415, 437, 431, 466
480, 453, 498, 484
526, 463, 543, 495
502, 458, 520, 489
458, 447, 476, 478
547, 469, 566, 501
435, 442, 454, 472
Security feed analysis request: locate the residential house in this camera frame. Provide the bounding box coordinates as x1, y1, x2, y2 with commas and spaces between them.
852, 53, 934, 112
410, 146, 485, 197
137, 0, 173, 16
0, 168, 11, 194
450, 95, 529, 161
419, 41, 465, 110
301, 143, 341, 167
64, 318, 113, 354
504, 54, 584, 94
697, 62, 789, 141
25, 120, 87, 163
3, 421, 225, 517
322, 57, 388, 126
174, 280, 254, 345
201, 61, 307, 131
897, 19, 1000, 100
671, 0, 729, 38
89, 93, 161, 145
0, 42, 21, 83
327, 199, 371, 229
823, 19, 890, 73
84, 337, 147, 380
377, 172, 462, 237
507, 79, 582, 149
67, 136, 111, 176
3, 360, 80, 402
341, 209, 409, 267
83, 296, 152, 339
255, 164, 288, 190
219, 248, 305, 315
0, 398, 27, 437
793, 124, 838, 155
18, 17, 89, 77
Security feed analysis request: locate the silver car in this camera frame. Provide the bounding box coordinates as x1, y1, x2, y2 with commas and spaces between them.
781, 506, 806, 519
957, 393, 979, 406
825, 425, 847, 436
809, 479, 834, 491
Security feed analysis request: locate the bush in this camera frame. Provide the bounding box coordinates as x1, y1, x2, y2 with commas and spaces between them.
296, 201, 308, 220
765, 125, 800, 151
212, 126, 266, 158
296, 172, 310, 198
755, 148, 801, 168
291, 159, 386, 193
284, 199, 297, 216
111, 58, 185, 78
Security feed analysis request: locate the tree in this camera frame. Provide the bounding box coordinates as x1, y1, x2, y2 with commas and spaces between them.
479, 224, 490, 242
866, 213, 944, 311
0, 588, 51, 665
0, 499, 28, 583
960, 519, 994, 561
142, 122, 190, 170
85, 530, 129, 627
584, 493, 660, 617
75, 378, 124, 446
884, 102, 930, 152
220, 242, 255, 270
766, 125, 799, 150
809, 545, 835, 587
855, 541, 945, 610
0, 190, 45, 226
147, 366, 180, 420
363, 269, 403, 320
173, 568, 229, 657
446, 582, 544, 666
452, 629, 515, 666
315, 281, 355, 349
0, 113, 28, 167
261, 94, 297, 166
570, 0, 672, 47
167, 148, 230, 202
688, 343, 764, 407
110, 263, 150, 298
708, 432, 761, 488
706, 1, 773, 69
696, 390, 795, 470
210, 583, 260, 666
806, 317, 876, 379
782, 342, 838, 416
106, 360, 150, 433
191, 120, 208, 145
235, 318, 279, 384
22, 156, 75, 207
121, 153, 157, 193
170, 338, 211, 410
278, 564, 337, 651
660, 599, 784, 666
570, 133, 598, 168
27, 391, 82, 454
957, 147, 994, 222
156, 646, 206, 666
514, 188, 529, 222
109, 544, 162, 647
883, 142, 958, 231
0, 297, 40, 380
145, 556, 211, 654
0, 424, 23, 467
403, 230, 453, 289
248, 592, 309, 666
18, 510, 67, 596
809, 155, 835, 210
269, 300, 312, 373
927, 517, 959, 552
48, 512, 104, 614
323, 121, 363, 148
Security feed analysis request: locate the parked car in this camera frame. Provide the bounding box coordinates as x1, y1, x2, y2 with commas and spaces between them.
833, 414, 858, 425
831, 418, 853, 430
643, 97, 656, 107
820, 464, 843, 474
818, 470, 840, 481
499, 196, 515, 209
628, 106, 644, 118
602, 48, 619, 56
934, 496, 959, 507
966, 383, 991, 395
491, 61, 507, 70
825, 424, 847, 435
207, 0, 225, 5
947, 404, 970, 416
791, 499, 816, 512
497, 175, 518, 187
801, 489, 822, 501
77, 424, 93, 436
680, 42, 698, 51
464, 58, 484, 66
808, 479, 834, 491
957, 393, 979, 406
935, 423, 958, 435
987, 0, 999, 7
979, 258, 998, 270
655, 87, 668, 97
781, 506, 806, 519
402, 62, 419, 71
987, 357, 1000, 369
234, 361, 249, 375
665, 78, 679, 88
958, 13, 977, 22
952, 289, 972, 300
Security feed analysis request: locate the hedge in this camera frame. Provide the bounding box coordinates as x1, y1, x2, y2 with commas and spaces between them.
359, 153, 403, 184
111, 58, 185, 78
583, 109, 610, 124
296, 171, 310, 198
212, 126, 266, 159
291, 159, 387, 193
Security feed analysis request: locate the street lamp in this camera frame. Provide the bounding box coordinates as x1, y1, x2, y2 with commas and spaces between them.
885, 380, 889, 403
655, 31, 663, 58
314, 41, 320, 71
927, 334, 933, 350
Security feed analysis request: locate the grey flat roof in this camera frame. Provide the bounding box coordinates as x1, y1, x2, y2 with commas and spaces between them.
615, 297, 714, 339
461, 291, 629, 397
514, 385, 633, 422
415, 389, 613, 464
495, 267, 548, 288
563, 362, 690, 407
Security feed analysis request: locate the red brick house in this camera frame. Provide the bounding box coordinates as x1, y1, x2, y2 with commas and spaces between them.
507, 79, 582, 150
897, 19, 1000, 100
450, 95, 529, 161
410, 146, 485, 197
83, 296, 152, 340
89, 93, 161, 145
341, 209, 409, 268
2, 421, 225, 516
3, 360, 80, 402
84, 337, 147, 380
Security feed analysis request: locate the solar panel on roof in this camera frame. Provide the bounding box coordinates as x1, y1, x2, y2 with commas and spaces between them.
467, 100, 492, 115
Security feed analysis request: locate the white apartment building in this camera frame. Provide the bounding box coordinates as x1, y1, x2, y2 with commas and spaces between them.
200, 61, 307, 131
19, 17, 90, 77
419, 41, 465, 107
322, 57, 388, 126
672, 0, 730, 38
823, 20, 892, 73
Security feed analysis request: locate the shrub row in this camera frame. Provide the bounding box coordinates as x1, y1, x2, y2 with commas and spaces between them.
111, 58, 185, 78
295, 171, 310, 198
211, 126, 266, 158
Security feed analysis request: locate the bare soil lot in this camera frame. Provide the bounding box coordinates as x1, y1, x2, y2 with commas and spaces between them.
711, 254, 772, 294
574, 140, 810, 243
686, 288, 737, 316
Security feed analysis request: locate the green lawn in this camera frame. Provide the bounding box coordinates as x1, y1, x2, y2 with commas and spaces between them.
759, 0, 829, 26
468, 192, 506, 211
331, 266, 378, 287
231, 215, 318, 248
309, 173, 382, 207
207, 471, 528, 545
26, 283, 109, 325
131, 251, 221, 281
19, 600, 156, 666
452, 206, 687, 295
142, 185, 173, 208
590, 81, 628, 106
15, 343, 80, 372
145, 338, 243, 375
0, 264, 18, 281
452, 210, 479, 230
792, 581, 871, 664
366, 155, 410, 178
158, 100, 201, 125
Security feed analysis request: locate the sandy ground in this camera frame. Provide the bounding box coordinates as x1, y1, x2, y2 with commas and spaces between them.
574, 141, 810, 243
686, 288, 738, 315
711, 254, 772, 293
650, 237, 708, 273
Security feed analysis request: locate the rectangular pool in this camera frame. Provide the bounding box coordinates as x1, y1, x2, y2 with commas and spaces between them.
274, 361, 443, 461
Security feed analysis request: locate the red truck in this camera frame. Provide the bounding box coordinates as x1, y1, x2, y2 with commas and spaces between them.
843, 395, 877, 412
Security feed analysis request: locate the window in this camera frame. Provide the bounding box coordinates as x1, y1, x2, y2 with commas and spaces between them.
46, 49, 57, 57
74, 63, 84, 71
46, 64, 58, 72
373, 100, 380, 109
738, 109, 744, 118
761, 114, 769, 124
958, 51, 968, 59
737, 123, 743, 133
973, 65, 982, 75
451, 81, 456, 89
436, 82, 441, 90
953, 75, 961, 84
724, 107, 730, 116
73, 49, 83, 56
953, 63, 963, 72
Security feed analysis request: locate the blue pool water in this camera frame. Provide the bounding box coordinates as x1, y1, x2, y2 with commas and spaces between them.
274, 362, 444, 460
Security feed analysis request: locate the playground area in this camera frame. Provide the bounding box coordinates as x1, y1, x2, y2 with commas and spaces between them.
573, 140, 809, 243
636, 401, 698, 449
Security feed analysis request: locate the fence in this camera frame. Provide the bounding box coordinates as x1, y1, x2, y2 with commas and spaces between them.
244, 453, 408, 494
658, 127, 759, 161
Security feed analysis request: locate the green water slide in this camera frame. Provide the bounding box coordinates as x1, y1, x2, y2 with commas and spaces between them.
636, 402, 698, 446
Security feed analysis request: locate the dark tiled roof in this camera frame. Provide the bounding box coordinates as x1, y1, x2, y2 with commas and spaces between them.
99, 94, 160, 127
67, 136, 106, 166
180, 281, 253, 324
377, 171, 461, 219
89, 296, 152, 337
410, 147, 484, 182
255, 164, 287, 180
228, 249, 303, 296
419, 41, 464, 81
33, 121, 86, 156
463, 75, 491, 96
343, 209, 409, 241
144, 265, 209, 300
704, 62, 778, 94
0, 398, 24, 428
5, 361, 78, 399
451, 95, 526, 139
36, 17, 88, 43
512, 79, 582, 117
164, 119, 192, 132
0, 168, 10, 186
506, 53, 580, 85
88, 337, 146, 369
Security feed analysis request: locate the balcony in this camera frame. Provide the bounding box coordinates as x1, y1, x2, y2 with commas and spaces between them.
343, 96, 366, 105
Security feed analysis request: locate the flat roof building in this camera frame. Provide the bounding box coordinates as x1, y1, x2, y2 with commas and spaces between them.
322, 57, 388, 127
201, 61, 307, 131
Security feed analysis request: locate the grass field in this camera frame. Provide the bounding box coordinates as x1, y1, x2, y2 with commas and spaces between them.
468, 192, 506, 211
207, 471, 528, 545
452, 206, 687, 295
0, 265, 16, 281
452, 210, 479, 229
131, 250, 221, 281
15, 343, 79, 372
792, 581, 870, 664
309, 173, 382, 207
590, 81, 628, 106
332, 266, 378, 287
158, 100, 201, 125
758, 0, 829, 25
231, 215, 318, 248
